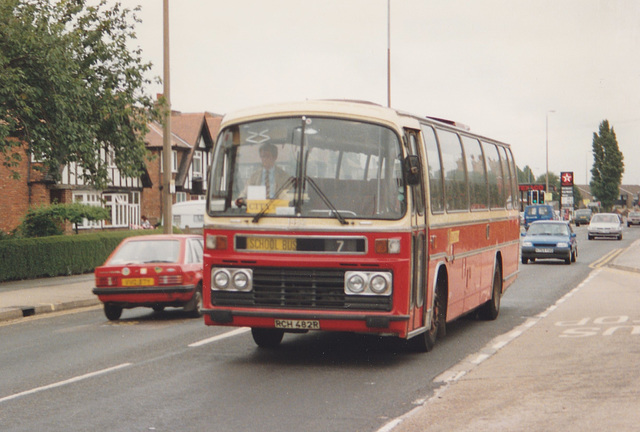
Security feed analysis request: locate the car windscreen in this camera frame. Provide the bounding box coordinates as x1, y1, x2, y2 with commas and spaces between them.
591, 214, 619, 224
108, 240, 181, 264
528, 223, 569, 236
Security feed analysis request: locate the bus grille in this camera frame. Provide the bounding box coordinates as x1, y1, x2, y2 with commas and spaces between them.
211, 267, 392, 311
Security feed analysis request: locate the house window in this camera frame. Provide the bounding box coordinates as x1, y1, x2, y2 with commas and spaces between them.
106, 148, 116, 168
161, 150, 178, 173
176, 192, 187, 203
72, 191, 141, 229
72, 191, 102, 229
193, 151, 203, 177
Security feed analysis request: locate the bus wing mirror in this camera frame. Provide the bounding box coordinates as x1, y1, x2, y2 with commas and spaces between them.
403, 155, 421, 186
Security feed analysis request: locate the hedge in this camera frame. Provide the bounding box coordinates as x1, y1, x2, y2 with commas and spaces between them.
0, 230, 153, 282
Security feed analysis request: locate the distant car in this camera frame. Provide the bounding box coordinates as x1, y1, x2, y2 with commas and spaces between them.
587, 213, 623, 240
93, 234, 204, 320
627, 211, 640, 227
573, 208, 592, 226
523, 204, 555, 228
521, 220, 577, 265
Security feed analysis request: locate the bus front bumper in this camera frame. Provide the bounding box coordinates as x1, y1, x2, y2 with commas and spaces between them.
202, 308, 410, 335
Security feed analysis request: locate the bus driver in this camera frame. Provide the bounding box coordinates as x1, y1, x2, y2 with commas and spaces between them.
235, 143, 291, 207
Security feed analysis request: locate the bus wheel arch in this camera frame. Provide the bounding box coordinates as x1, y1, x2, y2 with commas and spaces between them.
409, 264, 447, 352
478, 254, 502, 321
434, 267, 448, 339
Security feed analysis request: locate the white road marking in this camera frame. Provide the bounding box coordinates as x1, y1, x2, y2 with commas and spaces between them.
188, 327, 250, 347
0, 363, 131, 404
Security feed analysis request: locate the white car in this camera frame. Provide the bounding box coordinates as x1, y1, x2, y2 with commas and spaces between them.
587, 213, 622, 240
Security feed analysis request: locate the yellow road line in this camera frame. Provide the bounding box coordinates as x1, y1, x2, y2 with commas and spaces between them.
589, 248, 624, 269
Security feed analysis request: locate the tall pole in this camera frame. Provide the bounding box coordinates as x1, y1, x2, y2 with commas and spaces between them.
387, 0, 391, 107
545, 110, 555, 196
162, 0, 172, 234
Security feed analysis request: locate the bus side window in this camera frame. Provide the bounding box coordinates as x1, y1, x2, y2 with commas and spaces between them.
462, 136, 488, 210
506, 147, 519, 208
421, 125, 444, 213
406, 131, 424, 215
436, 129, 469, 211
483, 142, 506, 209
499, 146, 514, 210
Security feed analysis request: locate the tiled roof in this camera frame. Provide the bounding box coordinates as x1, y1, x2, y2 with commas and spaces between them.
145, 112, 209, 149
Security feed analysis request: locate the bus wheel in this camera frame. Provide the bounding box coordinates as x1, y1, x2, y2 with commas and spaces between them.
183, 284, 203, 317
410, 285, 445, 353
479, 264, 501, 321
251, 328, 284, 348
104, 304, 122, 321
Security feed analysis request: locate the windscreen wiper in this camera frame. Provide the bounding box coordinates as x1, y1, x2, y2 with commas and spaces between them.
304, 176, 348, 225
252, 175, 348, 225
251, 176, 296, 223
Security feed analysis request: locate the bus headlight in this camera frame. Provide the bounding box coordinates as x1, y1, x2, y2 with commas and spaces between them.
370, 274, 390, 294
346, 273, 366, 293
212, 268, 253, 291
344, 271, 392, 296
232, 270, 252, 291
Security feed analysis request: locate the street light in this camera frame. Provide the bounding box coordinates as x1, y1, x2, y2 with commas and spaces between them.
162, 0, 172, 234
387, 0, 391, 107
545, 110, 555, 196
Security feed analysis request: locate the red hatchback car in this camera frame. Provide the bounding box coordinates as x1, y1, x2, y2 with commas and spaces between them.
93, 234, 204, 321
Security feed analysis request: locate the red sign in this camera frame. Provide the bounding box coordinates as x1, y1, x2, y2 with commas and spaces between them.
561, 172, 574, 187
519, 184, 545, 191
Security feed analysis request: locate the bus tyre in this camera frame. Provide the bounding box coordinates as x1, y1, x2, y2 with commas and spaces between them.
251, 328, 284, 348
410, 285, 445, 353
104, 304, 122, 321
479, 264, 501, 321
183, 284, 203, 317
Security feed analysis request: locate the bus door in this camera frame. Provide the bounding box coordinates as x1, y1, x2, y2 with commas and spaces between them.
405, 129, 427, 331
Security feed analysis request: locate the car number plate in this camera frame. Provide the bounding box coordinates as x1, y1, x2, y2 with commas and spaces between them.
122, 278, 154, 287
535, 248, 554, 253
246, 237, 297, 252
274, 319, 320, 330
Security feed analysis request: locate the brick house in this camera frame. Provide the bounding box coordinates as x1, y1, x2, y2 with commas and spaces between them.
0, 143, 52, 234
0, 111, 222, 234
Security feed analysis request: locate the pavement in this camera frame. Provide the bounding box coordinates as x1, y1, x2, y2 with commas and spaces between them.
1, 241, 640, 431
0, 273, 98, 321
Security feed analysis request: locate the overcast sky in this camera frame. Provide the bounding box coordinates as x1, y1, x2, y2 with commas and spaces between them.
113, 0, 640, 185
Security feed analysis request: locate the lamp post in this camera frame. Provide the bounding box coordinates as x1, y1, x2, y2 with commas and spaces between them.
162, 0, 172, 234
387, 0, 391, 107
545, 110, 555, 196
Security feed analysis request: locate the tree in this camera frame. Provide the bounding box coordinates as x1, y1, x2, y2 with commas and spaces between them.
1, 0, 159, 188
19, 202, 110, 237
590, 120, 624, 211
517, 165, 536, 184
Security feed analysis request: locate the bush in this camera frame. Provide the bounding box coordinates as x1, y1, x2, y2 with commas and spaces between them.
0, 230, 151, 282
19, 203, 110, 237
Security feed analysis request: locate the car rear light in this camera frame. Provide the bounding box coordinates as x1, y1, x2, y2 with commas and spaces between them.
96, 277, 118, 287
159, 275, 183, 285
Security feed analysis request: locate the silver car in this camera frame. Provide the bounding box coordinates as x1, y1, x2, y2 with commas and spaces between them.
587, 213, 622, 240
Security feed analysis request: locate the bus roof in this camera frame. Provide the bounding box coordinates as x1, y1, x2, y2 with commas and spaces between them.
219, 100, 510, 148
220, 100, 411, 128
